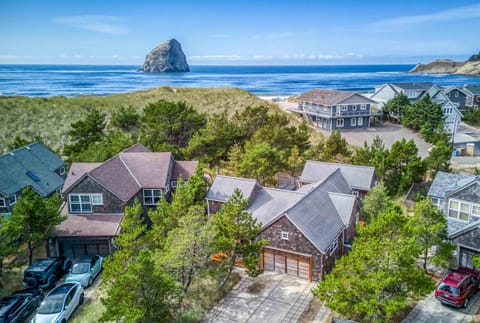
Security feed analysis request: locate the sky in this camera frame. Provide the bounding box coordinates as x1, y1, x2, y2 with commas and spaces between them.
1, 0, 480, 65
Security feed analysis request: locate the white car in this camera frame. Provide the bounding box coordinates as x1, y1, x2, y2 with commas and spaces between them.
32, 282, 84, 323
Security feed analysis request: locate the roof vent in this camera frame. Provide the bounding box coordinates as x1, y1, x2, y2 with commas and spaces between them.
26, 170, 40, 182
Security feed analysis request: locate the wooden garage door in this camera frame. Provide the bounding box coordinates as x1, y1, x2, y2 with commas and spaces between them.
263, 249, 311, 280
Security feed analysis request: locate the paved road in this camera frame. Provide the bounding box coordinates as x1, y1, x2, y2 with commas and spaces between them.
205, 271, 315, 323
403, 291, 480, 323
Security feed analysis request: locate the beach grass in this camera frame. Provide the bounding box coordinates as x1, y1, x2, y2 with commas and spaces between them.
0, 87, 278, 153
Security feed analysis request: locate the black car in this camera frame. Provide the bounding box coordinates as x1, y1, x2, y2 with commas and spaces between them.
23, 257, 71, 289
0, 288, 43, 323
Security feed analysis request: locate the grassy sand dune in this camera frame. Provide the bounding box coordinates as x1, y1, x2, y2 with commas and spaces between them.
0, 87, 278, 152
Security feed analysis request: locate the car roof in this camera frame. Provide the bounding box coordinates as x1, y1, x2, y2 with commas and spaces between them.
442, 271, 469, 288
48, 283, 78, 296
25, 258, 56, 271
0, 296, 24, 316
12, 288, 41, 297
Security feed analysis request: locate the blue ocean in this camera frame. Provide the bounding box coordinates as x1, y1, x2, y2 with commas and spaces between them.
0, 64, 479, 97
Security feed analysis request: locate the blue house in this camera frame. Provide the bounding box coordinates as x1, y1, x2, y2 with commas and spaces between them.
295, 89, 381, 131
0, 142, 66, 215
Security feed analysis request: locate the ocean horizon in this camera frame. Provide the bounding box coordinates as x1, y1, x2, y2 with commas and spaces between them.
1, 64, 479, 97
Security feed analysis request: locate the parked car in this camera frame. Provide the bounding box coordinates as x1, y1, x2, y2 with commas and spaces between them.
65, 255, 103, 288
0, 288, 43, 323
435, 267, 480, 308
31, 282, 84, 323
23, 257, 72, 289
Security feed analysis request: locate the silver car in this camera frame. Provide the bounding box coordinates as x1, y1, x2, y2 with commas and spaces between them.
65, 255, 103, 288
31, 282, 84, 323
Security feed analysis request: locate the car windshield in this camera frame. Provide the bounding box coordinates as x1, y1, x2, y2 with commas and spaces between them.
37, 295, 64, 314
438, 282, 460, 296
71, 263, 90, 274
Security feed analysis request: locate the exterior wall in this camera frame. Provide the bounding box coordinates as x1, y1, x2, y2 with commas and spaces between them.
207, 199, 224, 215
372, 84, 397, 102
451, 228, 480, 269
344, 209, 359, 245
66, 176, 124, 214
257, 215, 344, 281
449, 182, 480, 206
446, 89, 467, 109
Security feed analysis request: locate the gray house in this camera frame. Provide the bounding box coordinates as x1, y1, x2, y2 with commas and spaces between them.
295, 89, 381, 131
444, 86, 472, 110
206, 166, 366, 281
371, 82, 462, 135
49, 143, 198, 258
462, 85, 480, 107
0, 142, 66, 215
427, 171, 480, 269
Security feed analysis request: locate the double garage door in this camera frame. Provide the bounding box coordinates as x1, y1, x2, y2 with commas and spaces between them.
59, 239, 111, 259
263, 248, 311, 280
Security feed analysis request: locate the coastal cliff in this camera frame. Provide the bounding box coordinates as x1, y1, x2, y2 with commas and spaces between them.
409, 57, 480, 76
139, 39, 190, 73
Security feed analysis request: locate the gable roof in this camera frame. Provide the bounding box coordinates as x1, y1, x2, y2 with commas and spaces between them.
449, 220, 480, 240
463, 85, 480, 95
207, 168, 359, 254
0, 142, 65, 197
300, 161, 375, 191
390, 82, 433, 91
206, 175, 259, 202
173, 161, 199, 182
63, 144, 197, 201
296, 89, 376, 106
427, 171, 477, 199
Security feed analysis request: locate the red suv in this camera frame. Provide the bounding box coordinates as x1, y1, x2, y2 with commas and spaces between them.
435, 267, 480, 308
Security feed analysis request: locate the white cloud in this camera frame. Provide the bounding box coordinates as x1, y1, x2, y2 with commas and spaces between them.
252, 55, 274, 60
54, 15, 129, 34
369, 4, 480, 30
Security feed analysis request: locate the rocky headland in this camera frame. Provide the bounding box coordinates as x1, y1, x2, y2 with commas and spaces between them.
409, 53, 480, 76
139, 39, 190, 73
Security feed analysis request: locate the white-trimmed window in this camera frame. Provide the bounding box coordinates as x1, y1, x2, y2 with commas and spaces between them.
9, 195, 16, 206
143, 189, 162, 205
351, 118, 356, 126
431, 198, 441, 207
360, 104, 367, 110
165, 184, 170, 194
281, 231, 289, 240
341, 105, 348, 111
0, 198, 5, 208
358, 117, 363, 126
59, 167, 66, 176
448, 199, 470, 221
171, 181, 177, 188
336, 119, 344, 127
443, 107, 452, 114
455, 91, 459, 98
91, 194, 103, 205
472, 204, 480, 218
69, 194, 92, 213
328, 239, 338, 256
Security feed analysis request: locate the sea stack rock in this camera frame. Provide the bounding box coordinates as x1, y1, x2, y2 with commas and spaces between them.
139, 39, 190, 73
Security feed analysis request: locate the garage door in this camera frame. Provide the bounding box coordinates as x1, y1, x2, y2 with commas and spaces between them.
59, 239, 111, 258
263, 249, 311, 280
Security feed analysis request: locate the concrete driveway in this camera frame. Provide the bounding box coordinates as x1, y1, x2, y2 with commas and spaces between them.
205, 271, 315, 323
402, 291, 480, 323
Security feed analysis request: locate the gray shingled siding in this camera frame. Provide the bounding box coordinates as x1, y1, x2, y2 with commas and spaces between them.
257, 215, 344, 281
446, 89, 467, 109
452, 229, 480, 268
449, 182, 480, 204
67, 176, 124, 214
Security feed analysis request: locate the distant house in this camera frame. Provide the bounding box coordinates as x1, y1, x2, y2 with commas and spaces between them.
462, 85, 480, 107
295, 89, 381, 131
206, 162, 377, 281
299, 161, 376, 199
444, 86, 472, 110
427, 171, 480, 269
48, 144, 198, 258
0, 142, 66, 215
371, 82, 462, 134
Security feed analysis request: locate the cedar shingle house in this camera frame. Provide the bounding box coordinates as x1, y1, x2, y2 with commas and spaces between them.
427, 171, 480, 269
206, 162, 376, 281
0, 142, 66, 215
48, 144, 198, 258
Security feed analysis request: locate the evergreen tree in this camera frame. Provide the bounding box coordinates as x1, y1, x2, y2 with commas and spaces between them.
212, 189, 267, 288
111, 106, 140, 132
321, 131, 351, 162
8, 188, 64, 264
238, 142, 286, 185
409, 198, 454, 271
426, 137, 452, 176
361, 184, 392, 222
382, 93, 410, 122
287, 145, 305, 177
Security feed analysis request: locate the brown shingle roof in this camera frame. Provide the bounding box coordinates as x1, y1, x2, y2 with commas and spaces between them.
119, 152, 173, 189
297, 89, 355, 105
123, 143, 150, 153
172, 160, 199, 181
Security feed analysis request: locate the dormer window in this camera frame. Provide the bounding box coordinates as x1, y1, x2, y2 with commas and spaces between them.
59, 167, 66, 176
281, 231, 289, 240
9, 195, 17, 206
144, 189, 162, 205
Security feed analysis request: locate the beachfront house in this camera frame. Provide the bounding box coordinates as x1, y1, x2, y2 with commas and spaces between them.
295, 89, 381, 131
48, 143, 198, 258
371, 82, 463, 134
206, 162, 376, 281
427, 171, 480, 269
0, 142, 66, 216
